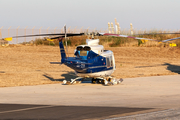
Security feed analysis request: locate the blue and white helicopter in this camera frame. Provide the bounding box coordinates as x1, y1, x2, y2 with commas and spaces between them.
50, 31, 124, 85
58, 34, 122, 85
2, 26, 180, 85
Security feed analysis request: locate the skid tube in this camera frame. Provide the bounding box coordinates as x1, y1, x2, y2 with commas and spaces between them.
62, 76, 123, 86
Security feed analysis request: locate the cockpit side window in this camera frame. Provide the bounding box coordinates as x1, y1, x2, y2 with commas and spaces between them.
106, 56, 113, 68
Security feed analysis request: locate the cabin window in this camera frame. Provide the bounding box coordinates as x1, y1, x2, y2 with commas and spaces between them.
106, 58, 110, 67
106, 56, 113, 68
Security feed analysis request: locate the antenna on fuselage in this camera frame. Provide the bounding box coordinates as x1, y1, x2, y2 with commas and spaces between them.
92, 32, 94, 39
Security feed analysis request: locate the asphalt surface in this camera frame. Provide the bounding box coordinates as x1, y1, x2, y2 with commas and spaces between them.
0, 75, 180, 119
0, 104, 152, 119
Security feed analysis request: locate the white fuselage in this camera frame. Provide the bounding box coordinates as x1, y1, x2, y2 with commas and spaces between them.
74, 39, 116, 78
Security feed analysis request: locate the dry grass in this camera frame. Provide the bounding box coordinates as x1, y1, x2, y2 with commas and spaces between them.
0, 45, 180, 87
29, 32, 180, 48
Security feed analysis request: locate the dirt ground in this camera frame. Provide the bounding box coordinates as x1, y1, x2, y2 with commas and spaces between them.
0, 45, 180, 87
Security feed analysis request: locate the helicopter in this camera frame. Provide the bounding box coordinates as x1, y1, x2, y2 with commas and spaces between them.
2, 25, 180, 85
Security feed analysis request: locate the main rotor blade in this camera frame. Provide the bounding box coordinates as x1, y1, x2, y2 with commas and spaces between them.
49, 33, 84, 39
134, 33, 180, 36
11, 33, 84, 38
99, 33, 180, 43
161, 37, 180, 42
99, 33, 156, 41
3, 33, 84, 41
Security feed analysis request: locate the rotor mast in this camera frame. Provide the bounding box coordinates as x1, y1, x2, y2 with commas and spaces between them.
64, 25, 69, 58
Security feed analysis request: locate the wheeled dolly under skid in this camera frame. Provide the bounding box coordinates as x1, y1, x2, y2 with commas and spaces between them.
92, 77, 123, 86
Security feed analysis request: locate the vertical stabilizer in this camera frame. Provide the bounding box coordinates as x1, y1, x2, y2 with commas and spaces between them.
59, 38, 66, 63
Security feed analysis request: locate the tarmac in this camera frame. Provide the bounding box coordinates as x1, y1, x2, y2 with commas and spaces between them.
0, 75, 180, 119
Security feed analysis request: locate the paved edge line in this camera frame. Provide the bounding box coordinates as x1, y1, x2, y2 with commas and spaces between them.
0, 105, 54, 114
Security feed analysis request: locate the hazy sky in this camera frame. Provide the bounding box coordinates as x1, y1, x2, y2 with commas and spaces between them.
0, 0, 180, 30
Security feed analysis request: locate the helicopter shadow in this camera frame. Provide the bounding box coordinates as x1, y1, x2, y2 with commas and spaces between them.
163, 63, 180, 74
43, 72, 91, 83
135, 63, 180, 74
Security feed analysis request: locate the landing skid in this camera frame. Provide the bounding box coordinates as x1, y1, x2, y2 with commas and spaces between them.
63, 76, 123, 86
63, 77, 83, 85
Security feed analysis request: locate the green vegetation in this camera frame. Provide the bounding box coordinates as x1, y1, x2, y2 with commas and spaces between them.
138, 39, 143, 46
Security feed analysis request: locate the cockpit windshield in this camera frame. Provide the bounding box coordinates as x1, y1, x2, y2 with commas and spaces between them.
76, 46, 91, 60
80, 51, 87, 56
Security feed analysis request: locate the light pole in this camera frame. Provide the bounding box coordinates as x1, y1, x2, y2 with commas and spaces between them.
74, 26, 77, 33
8, 26, 11, 44
24, 26, 28, 43
61, 27, 64, 33
8, 26, 11, 37
16, 26, 20, 44
80, 26, 83, 33
54, 27, 57, 33
93, 28, 96, 32
39, 27, 42, 39
47, 27, 50, 33
0, 26, 3, 45
67, 27, 71, 33
32, 26, 35, 41
47, 27, 50, 45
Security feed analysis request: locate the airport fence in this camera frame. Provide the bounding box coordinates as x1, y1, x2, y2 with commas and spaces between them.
0, 26, 180, 47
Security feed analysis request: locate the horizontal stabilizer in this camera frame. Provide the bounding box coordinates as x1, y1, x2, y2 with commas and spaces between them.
49, 62, 62, 64
47, 39, 54, 41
